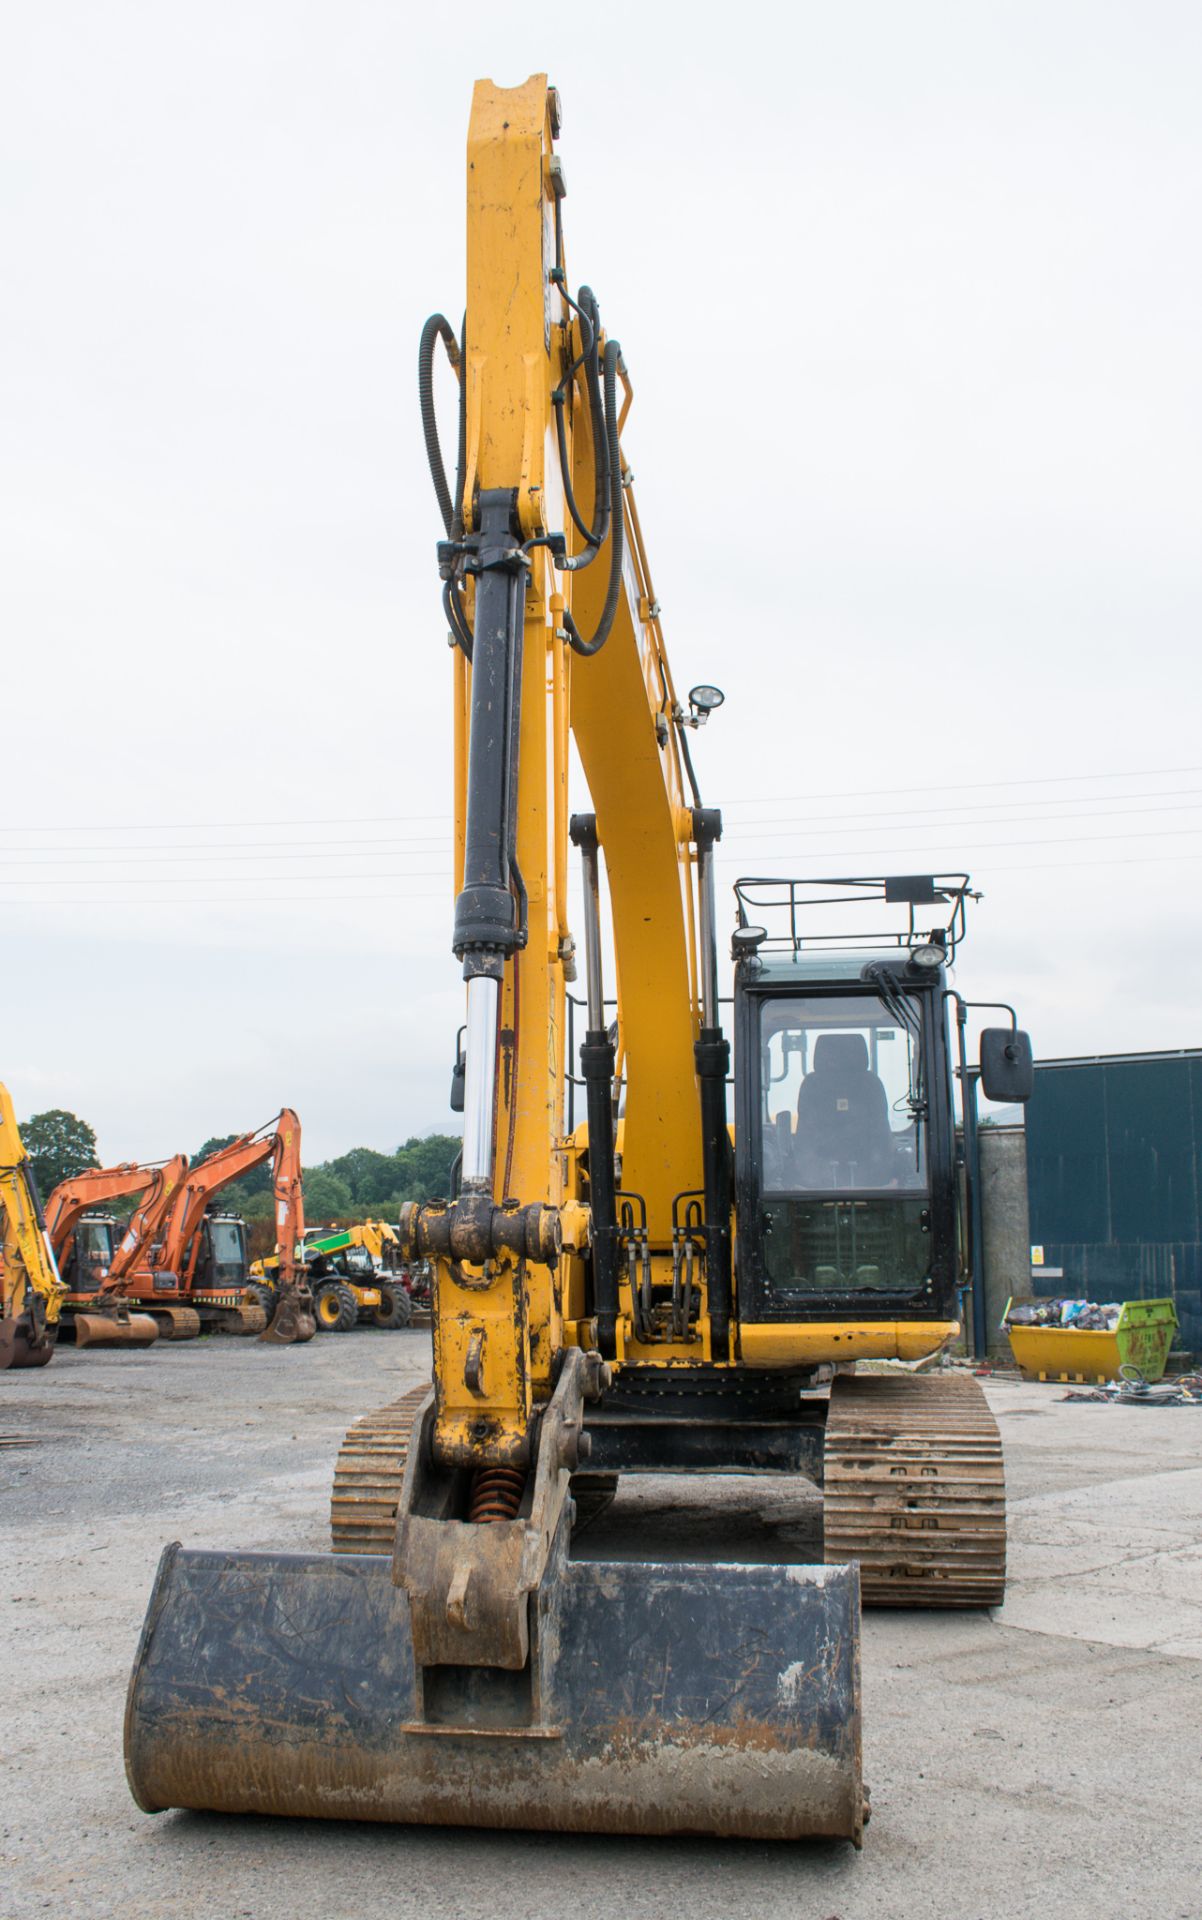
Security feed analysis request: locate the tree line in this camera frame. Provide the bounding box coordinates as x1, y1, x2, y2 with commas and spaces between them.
20, 1109, 461, 1231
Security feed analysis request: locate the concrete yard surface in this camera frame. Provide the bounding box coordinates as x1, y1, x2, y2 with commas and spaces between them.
3, 1340, 1200, 1920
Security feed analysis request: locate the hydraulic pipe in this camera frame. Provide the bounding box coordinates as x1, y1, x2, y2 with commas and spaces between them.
692, 809, 731, 1360
570, 813, 620, 1357
452, 490, 523, 974
451, 487, 527, 1196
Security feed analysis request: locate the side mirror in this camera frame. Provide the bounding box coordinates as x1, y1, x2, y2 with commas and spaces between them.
979, 1028, 1034, 1104
449, 1052, 466, 1114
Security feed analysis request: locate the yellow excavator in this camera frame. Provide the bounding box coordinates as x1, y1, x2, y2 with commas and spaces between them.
124, 78, 1034, 1843
0, 1084, 69, 1369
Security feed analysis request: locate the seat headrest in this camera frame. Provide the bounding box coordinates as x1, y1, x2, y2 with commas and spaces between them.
812, 1032, 870, 1076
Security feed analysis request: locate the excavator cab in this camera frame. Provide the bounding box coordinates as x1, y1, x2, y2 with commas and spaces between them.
732, 873, 1030, 1343
737, 955, 956, 1324
191, 1212, 249, 1289
61, 1215, 119, 1293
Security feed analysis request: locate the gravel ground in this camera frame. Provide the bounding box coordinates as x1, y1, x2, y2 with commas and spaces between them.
3, 1335, 1201, 1920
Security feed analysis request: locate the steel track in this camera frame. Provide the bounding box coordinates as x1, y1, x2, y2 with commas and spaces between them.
824, 1372, 1006, 1607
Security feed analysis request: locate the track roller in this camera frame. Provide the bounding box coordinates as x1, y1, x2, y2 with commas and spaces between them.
154, 1306, 202, 1341
205, 1305, 267, 1335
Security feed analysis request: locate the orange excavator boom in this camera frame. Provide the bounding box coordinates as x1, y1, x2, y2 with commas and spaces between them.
46, 1158, 183, 1277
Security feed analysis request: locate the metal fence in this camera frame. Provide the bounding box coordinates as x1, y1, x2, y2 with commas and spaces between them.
1025, 1049, 1202, 1355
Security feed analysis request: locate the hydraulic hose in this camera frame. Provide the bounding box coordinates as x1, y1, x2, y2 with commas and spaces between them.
561, 338, 624, 656
552, 289, 602, 551
418, 313, 462, 537
573, 287, 611, 550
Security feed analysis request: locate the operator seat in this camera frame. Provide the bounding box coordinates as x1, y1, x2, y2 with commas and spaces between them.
794, 1032, 895, 1187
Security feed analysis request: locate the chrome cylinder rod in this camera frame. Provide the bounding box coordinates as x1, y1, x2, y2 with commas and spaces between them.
460, 973, 500, 1187
580, 840, 605, 1031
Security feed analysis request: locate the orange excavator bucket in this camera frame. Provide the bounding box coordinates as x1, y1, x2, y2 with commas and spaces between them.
72, 1305, 160, 1350
257, 1281, 316, 1346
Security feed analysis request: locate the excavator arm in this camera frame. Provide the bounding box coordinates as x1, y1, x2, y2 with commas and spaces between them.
0, 1084, 68, 1368
156, 1113, 312, 1344
104, 1155, 189, 1290
46, 1157, 184, 1284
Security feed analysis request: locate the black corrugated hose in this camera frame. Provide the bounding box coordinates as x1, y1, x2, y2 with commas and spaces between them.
418, 313, 462, 537
559, 336, 624, 657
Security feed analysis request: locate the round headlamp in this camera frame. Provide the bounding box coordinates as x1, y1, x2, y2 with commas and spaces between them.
909, 943, 945, 970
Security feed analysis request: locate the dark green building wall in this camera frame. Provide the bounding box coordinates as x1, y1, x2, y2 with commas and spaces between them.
1024, 1051, 1202, 1355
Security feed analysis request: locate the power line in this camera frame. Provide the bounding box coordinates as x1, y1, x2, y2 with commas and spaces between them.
717, 764, 1202, 808
3, 787, 1201, 864
0, 816, 1199, 891
0, 833, 455, 860
712, 823, 1202, 863
4, 764, 1199, 836
717, 798, 1202, 844
4, 844, 1202, 910
0, 794, 1198, 876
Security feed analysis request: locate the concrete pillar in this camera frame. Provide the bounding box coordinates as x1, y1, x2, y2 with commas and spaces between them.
979, 1126, 1030, 1356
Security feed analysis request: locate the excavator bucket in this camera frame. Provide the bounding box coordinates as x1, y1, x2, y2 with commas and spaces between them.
257, 1281, 316, 1345
125, 1544, 863, 1841
125, 1362, 864, 1842
0, 1305, 56, 1368
73, 1307, 160, 1350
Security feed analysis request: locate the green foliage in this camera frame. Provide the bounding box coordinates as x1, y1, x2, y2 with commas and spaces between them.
21, 1109, 99, 1195
311, 1133, 461, 1217
393, 1134, 460, 1202
301, 1167, 354, 1225
326, 1146, 398, 1208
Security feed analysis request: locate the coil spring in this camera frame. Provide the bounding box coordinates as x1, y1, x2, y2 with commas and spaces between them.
468, 1465, 526, 1523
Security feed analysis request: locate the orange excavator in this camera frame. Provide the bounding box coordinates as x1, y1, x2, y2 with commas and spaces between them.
147, 1112, 314, 1344
44, 1159, 179, 1348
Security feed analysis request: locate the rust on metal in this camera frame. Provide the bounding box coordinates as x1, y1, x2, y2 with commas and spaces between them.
72, 1307, 160, 1350
124, 1544, 866, 1842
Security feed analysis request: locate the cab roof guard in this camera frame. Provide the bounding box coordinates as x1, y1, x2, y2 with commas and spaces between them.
733, 873, 978, 961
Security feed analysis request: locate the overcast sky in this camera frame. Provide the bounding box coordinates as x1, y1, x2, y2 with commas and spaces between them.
2, 2, 1199, 1164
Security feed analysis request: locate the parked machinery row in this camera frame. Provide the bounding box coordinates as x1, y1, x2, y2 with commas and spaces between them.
22, 1106, 425, 1358
41, 1111, 314, 1352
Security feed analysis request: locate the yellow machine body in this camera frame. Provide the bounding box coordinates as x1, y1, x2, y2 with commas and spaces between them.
0, 1083, 68, 1368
